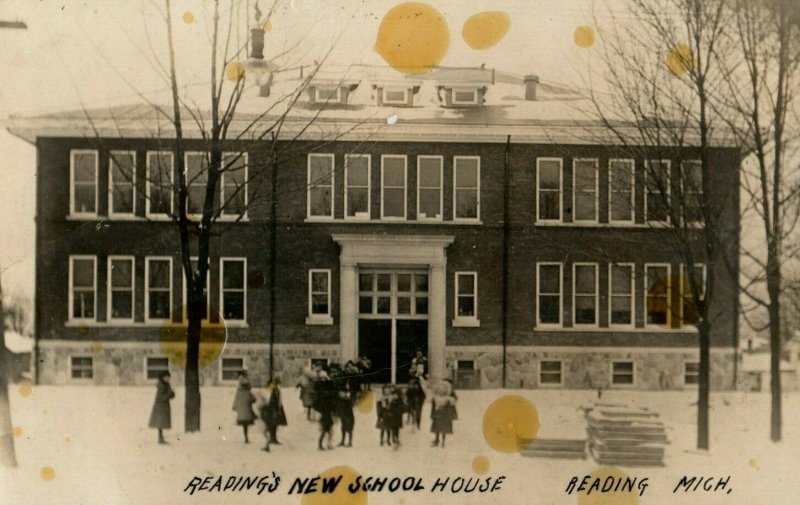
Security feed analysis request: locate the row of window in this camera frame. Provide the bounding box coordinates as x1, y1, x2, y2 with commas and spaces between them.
69, 355, 252, 383
307, 154, 480, 222
536, 158, 702, 224
535, 263, 706, 328
68, 256, 247, 323
69, 150, 248, 219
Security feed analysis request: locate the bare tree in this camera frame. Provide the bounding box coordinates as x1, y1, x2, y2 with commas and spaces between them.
586, 0, 736, 450
0, 268, 18, 467
715, 0, 800, 442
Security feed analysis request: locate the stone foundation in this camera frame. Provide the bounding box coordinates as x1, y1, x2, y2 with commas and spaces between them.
36, 341, 339, 387
446, 346, 737, 390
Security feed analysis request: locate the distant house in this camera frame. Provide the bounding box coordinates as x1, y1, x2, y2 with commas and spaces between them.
8, 65, 741, 390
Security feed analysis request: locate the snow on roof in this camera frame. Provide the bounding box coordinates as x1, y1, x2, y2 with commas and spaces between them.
4, 330, 33, 354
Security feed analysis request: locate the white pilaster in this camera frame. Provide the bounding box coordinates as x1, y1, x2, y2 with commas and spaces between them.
339, 260, 358, 363
428, 261, 446, 382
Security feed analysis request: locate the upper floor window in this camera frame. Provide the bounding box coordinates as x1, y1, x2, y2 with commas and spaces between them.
645, 160, 671, 223
345, 154, 370, 219
146, 151, 173, 218
609, 159, 635, 223
107, 256, 134, 322
645, 263, 670, 327
454, 156, 480, 221
417, 156, 443, 221
680, 263, 706, 326
609, 264, 634, 326
573, 159, 598, 222
681, 160, 703, 224
220, 152, 248, 218
109, 151, 136, 217
70, 150, 98, 217
185, 152, 208, 217
146, 257, 173, 322
454, 272, 478, 326
537, 158, 562, 222
308, 269, 332, 323
573, 263, 598, 325
220, 258, 246, 322
381, 155, 407, 220
69, 255, 96, 322
307, 154, 335, 219
537, 263, 562, 326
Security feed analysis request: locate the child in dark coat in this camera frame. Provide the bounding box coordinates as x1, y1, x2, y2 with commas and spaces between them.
232, 371, 257, 443
405, 378, 426, 430
260, 378, 288, 451
296, 368, 317, 421
314, 370, 336, 450
430, 381, 457, 448
148, 371, 175, 445
388, 385, 404, 447
337, 377, 355, 447
376, 384, 392, 446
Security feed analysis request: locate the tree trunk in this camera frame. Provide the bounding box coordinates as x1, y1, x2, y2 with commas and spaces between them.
0, 272, 18, 466
767, 269, 782, 441
184, 302, 202, 433
697, 318, 710, 450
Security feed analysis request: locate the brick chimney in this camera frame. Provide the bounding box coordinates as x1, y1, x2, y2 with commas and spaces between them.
523, 74, 539, 101
250, 27, 265, 60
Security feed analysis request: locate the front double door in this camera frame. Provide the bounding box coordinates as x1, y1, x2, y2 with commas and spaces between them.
357, 270, 429, 384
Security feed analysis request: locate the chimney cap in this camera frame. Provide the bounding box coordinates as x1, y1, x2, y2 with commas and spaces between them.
523, 74, 540, 83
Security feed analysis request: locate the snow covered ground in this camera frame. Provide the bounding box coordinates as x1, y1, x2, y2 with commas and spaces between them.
2, 385, 798, 505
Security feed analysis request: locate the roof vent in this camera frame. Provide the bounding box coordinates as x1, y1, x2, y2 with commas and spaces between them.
523, 74, 539, 101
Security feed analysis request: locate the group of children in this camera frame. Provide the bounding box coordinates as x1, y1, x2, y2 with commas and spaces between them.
148, 356, 459, 450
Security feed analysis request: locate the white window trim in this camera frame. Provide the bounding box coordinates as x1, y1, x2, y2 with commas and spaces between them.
219, 152, 249, 220
144, 356, 170, 383
536, 157, 563, 223
644, 159, 671, 224
453, 271, 479, 327
68, 255, 97, 323
108, 150, 137, 218
219, 257, 247, 324
683, 360, 700, 388
680, 159, 703, 225
644, 263, 671, 329
536, 262, 563, 327
344, 154, 371, 220
572, 158, 599, 223
307, 269, 334, 325
182, 256, 211, 324
572, 262, 599, 327
106, 255, 135, 323
608, 158, 635, 224
380, 154, 407, 221
315, 85, 341, 103
144, 256, 173, 324
417, 155, 443, 222
382, 87, 409, 105
307, 153, 335, 220
219, 357, 245, 383
611, 360, 636, 387
453, 156, 481, 223
451, 87, 479, 105
69, 355, 94, 382
146, 151, 174, 219
184, 151, 208, 220
679, 263, 707, 328
69, 149, 99, 218
538, 360, 564, 387
608, 263, 635, 328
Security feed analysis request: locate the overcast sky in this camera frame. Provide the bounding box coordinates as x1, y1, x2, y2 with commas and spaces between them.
0, 0, 633, 298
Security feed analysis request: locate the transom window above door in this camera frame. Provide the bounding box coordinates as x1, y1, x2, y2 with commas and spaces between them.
358, 271, 429, 317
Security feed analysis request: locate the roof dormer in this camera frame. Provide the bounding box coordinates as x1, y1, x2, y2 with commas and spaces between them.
372, 81, 422, 107
437, 85, 488, 108
308, 79, 360, 106
428, 67, 493, 108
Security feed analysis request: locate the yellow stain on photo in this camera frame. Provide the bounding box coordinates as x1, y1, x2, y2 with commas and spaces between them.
462, 11, 510, 50
374, 2, 450, 74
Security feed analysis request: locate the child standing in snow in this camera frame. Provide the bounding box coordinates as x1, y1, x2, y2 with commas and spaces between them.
232, 371, 257, 443
148, 370, 175, 445
406, 378, 426, 430
430, 381, 457, 448
376, 384, 393, 446
388, 385, 404, 447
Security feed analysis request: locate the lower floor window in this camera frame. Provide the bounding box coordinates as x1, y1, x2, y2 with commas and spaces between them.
612, 361, 634, 385
71, 356, 93, 379
146, 357, 170, 380
220, 357, 244, 381
539, 361, 562, 385
684, 361, 700, 385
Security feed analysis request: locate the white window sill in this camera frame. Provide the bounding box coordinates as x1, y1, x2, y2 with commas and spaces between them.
217, 215, 250, 223
533, 326, 699, 334
306, 315, 334, 326
145, 214, 173, 221
452, 318, 480, 328
305, 216, 335, 223
66, 214, 100, 221
537, 382, 564, 389
107, 213, 141, 221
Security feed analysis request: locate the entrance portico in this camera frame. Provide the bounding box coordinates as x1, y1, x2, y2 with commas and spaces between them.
332, 234, 454, 382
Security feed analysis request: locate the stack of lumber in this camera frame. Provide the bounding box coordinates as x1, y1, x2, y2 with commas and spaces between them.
520, 438, 587, 459
583, 402, 668, 467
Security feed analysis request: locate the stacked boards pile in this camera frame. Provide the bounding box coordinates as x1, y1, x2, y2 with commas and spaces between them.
520, 438, 587, 459
583, 402, 668, 467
